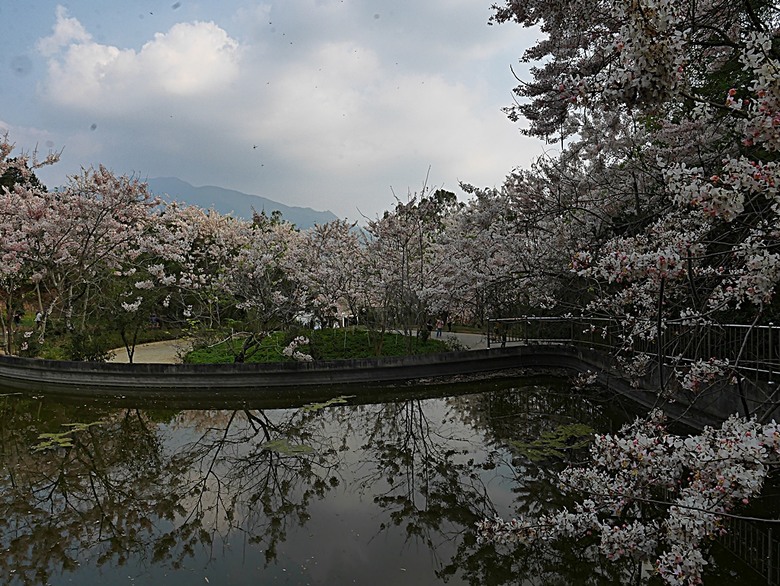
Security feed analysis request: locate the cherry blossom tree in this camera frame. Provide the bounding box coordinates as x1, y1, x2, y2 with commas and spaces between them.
0, 134, 59, 354
477, 1, 780, 582
137, 205, 308, 362
221, 212, 303, 330
0, 184, 43, 354
487, 0, 780, 396
0, 133, 59, 186
140, 202, 248, 328
362, 186, 461, 351
288, 218, 366, 327
23, 167, 159, 358
455, 153, 606, 322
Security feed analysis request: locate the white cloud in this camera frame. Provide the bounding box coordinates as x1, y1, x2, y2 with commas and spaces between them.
43, 43, 125, 108
36, 5, 92, 57
137, 23, 241, 96
38, 15, 241, 111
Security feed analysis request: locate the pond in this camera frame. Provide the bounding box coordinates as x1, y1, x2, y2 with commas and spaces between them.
0, 377, 760, 585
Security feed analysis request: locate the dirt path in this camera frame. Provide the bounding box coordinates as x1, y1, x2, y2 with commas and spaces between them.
108, 339, 192, 364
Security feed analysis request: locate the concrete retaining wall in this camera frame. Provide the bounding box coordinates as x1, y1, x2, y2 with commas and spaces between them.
0, 345, 597, 395
0, 345, 758, 426
0, 346, 549, 395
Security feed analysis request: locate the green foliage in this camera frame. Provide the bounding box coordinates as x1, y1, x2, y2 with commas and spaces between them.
37, 322, 184, 361
183, 331, 287, 364
62, 329, 116, 362
508, 423, 595, 462
33, 421, 106, 452
260, 438, 315, 455
183, 328, 451, 364
305, 327, 449, 360
0, 160, 46, 192
302, 395, 356, 412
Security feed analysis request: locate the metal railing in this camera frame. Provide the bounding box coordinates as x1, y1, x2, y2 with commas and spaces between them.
487, 316, 780, 384
720, 517, 780, 584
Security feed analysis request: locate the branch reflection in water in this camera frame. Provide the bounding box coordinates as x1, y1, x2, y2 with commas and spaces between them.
0, 378, 745, 585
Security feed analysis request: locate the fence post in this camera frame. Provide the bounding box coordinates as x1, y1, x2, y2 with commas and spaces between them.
770, 323, 775, 385
769, 526, 774, 585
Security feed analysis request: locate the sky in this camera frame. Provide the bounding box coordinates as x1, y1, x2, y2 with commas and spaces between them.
0, 0, 545, 221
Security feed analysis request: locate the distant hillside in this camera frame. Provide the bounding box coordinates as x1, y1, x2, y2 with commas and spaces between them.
146, 177, 338, 229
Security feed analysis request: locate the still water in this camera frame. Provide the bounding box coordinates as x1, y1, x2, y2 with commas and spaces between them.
0, 377, 758, 585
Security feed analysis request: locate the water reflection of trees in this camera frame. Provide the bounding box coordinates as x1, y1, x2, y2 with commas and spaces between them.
0, 402, 178, 584
0, 382, 647, 585
0, 399, 345, 585
215, 408, 345, 564
356, 385, 642, 585
357, 400, 495, 561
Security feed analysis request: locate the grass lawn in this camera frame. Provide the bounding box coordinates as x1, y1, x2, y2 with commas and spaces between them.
184, 328, 452, 364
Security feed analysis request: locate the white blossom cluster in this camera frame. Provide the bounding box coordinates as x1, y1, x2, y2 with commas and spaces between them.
479, 411, 780, 584
281, 336, 313, 362
677, 358, 732, 393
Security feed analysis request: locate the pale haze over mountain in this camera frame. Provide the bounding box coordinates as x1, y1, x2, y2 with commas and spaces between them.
146, 177, 339, 229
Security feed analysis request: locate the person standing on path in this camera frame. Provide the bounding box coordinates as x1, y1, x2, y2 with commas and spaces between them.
435, 318, 444, 338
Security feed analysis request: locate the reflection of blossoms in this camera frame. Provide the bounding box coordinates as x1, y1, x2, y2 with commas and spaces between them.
479, 411, 780, 585
571, 370, 598, 390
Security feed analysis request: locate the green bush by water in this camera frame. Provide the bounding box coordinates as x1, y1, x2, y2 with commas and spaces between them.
184, 328, 451, 364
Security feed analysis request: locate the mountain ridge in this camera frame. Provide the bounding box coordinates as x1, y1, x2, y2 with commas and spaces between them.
145, 177, 338, 229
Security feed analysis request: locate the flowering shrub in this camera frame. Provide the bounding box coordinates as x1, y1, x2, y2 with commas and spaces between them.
282, 336, 313, 362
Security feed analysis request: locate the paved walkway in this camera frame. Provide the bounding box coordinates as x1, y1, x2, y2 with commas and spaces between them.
109, 339, 193, 364
109, 331, 489, 364
438, 331, 486, 350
